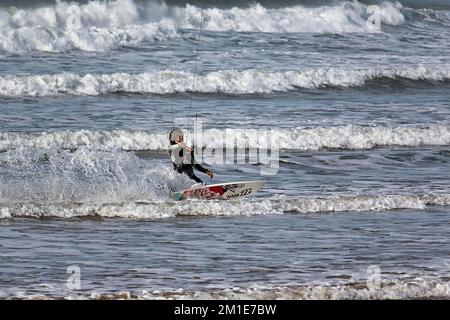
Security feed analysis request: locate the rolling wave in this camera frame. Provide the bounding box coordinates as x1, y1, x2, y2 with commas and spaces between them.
1, 66, 449, 96
1, 0, 448, 53
178, 1, 405, 33
1, 126, 450, 152
0, 0, 178, 52
1, 193, 449, 219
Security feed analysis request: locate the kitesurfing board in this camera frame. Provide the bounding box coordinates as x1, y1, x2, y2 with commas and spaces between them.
171, 181, 265, 200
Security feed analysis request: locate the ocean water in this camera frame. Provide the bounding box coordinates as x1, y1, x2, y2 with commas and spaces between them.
0, 0, 450, 299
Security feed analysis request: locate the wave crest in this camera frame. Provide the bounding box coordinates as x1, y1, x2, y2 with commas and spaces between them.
0, 0, 410, 53
1, 126, 450, 152
1, 193, 449, 219
1, 66, 449, 96
0, 0, 177, 52
181, 1, 405, 33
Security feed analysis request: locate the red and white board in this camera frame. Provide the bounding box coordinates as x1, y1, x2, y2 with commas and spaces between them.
172, 181, 265, 200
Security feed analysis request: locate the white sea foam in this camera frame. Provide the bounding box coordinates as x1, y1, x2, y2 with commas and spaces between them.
8, 277, 450, 300
0, 130, 169, 151
137, 280, 450, 299
1, 125, 450, 152
1, 193, 449, 220
0, 147, 194, 209
105, 280, 450, 300
0, 0, 411, 53
1, 66, 449, 96
0, 0, 177, 52
179, 1, 405, 33
10, 279, 450, 299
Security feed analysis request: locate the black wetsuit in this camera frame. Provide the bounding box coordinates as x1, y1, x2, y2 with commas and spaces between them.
168, 145, 209, 183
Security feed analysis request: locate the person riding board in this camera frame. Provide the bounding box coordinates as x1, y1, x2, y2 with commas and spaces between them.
168, 128, 213, 184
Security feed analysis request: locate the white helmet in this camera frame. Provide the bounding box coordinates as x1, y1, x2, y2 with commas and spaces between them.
169, 128, 184, 143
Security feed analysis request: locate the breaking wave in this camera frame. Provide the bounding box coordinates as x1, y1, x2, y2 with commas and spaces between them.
1, 125, 450, 152
1, 66, 449, 96
177, 1, 405, 33
1, 0, 442, 53
0, 0, 178, 52
1, 192, 450, 219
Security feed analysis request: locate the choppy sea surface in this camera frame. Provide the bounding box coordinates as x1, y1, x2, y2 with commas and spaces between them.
0, 0, 449, 299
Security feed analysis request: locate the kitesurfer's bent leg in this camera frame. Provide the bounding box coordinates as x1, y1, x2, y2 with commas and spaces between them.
178, 164, 203, 184
188, 172, 203, 184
